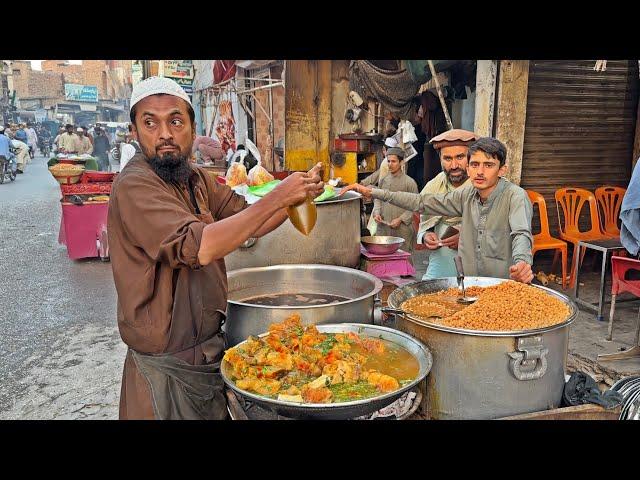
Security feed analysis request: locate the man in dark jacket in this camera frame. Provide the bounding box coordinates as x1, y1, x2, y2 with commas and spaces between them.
93, 127, 111, 171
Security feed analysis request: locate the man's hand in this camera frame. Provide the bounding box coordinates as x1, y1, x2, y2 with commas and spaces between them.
388, 218, 402, 229
509, 261, 534, 284
373, 213, 383, 224
440, 232, 460, 250
270, 163, 324, 208
423, 232, 441, 250
339, 183, 373, 200
306, 163, 325, 200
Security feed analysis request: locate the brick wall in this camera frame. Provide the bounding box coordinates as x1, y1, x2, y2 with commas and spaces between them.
11, 61, 64, 108
11, 61, 31, 99
41, 60, 123, 100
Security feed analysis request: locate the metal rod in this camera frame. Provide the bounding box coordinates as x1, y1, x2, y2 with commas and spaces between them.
248, 92, 271, 125
235, 77, 281, 83
235, 82, 284, 96
427, 60, 453, 130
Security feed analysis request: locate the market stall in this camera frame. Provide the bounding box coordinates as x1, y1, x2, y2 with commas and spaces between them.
49, 162, 115, 261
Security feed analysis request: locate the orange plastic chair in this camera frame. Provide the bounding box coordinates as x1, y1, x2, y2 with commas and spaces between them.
555, 188, 610, 287
595, 186, 626, 238
527, 190, 569, 288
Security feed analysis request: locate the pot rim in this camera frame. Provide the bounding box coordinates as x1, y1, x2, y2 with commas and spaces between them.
388, 278, 578, 337
227, 264, 383, 309
315, 190, 361, 205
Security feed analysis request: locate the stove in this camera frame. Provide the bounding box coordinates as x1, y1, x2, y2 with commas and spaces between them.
226, 387, 421, 421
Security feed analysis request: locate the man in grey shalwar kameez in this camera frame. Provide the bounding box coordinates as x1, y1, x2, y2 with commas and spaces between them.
372, 147, 419, 256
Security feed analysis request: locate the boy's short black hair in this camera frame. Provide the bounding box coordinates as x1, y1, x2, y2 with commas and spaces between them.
468, 137, 507, 166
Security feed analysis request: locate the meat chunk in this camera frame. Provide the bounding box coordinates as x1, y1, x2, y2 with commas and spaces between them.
364, 371, 400, 393
301, 385, 333, 403
322, 360, 362, 385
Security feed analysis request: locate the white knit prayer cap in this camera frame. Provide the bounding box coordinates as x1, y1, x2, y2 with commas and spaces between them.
130, 76, 192, 112
384, 137, 398, 148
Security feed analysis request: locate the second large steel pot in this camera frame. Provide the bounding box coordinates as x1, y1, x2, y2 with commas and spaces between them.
386, 277, 577, 420
224, 191, 363, 270
225, 264, 383, 347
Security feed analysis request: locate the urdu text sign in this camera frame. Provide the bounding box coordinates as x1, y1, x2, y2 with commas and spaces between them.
64, 84, 99, 103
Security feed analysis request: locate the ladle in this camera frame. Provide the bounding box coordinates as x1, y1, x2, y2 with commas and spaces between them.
454, 256, 478, 305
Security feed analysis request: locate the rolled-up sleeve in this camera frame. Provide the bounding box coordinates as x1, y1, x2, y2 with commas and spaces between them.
205, 175, 248, 220
113, 176, 206, 269
509, 191, 534, 265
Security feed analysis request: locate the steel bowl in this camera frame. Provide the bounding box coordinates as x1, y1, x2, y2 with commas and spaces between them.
361, 235, 405, 255
221, 323, 433, 420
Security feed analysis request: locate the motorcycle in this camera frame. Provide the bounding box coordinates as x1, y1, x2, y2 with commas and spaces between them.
0, 149, 17, 184
38, 137, 51, 157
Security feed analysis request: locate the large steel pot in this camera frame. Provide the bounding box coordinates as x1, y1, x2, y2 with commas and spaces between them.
221, 323, 432, 419
224, 191, 363, 270
386, 277, 577, 420
225, 264, 383, 347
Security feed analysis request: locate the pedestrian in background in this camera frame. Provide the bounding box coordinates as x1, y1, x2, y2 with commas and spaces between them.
93, 127, 111, 171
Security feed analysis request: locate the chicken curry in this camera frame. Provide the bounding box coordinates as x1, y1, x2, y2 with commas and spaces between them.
223, 315, 419, 404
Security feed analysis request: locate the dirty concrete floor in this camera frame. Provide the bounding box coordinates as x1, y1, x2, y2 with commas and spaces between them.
0, 154, 125, 420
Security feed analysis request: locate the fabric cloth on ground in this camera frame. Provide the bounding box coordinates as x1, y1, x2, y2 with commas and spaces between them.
562, 371, 623, 410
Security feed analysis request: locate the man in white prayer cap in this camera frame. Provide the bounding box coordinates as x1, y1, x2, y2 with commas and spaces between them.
107, 76, 324, 420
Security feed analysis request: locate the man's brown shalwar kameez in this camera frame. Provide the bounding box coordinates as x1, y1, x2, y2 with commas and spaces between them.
108, 154, 248, 419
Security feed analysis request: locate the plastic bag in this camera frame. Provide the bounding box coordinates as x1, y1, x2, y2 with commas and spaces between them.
248, 179, 281, 197
225, 155, 248, 188
314, 185, 337, 203
247, 162, 274, 186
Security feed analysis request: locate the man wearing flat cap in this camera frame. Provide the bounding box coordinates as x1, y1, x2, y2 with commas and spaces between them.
361, 136, 398, 188
371, 146, 419, 256
107, 76, 324, 420
418, 129, 477, 279
341, 136, 534, 284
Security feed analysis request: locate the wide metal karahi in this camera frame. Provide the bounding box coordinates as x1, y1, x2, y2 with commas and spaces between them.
221, 323, 433, 420
386, 277, 578, 420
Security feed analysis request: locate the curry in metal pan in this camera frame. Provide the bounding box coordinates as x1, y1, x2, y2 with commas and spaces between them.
223, 315, 419, 404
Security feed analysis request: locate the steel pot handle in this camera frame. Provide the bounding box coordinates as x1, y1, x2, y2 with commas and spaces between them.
380, 306, 407, 317
508, 336, 548, 381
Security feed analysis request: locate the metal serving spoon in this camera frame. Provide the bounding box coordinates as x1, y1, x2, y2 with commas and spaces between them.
454, 256, 478, 305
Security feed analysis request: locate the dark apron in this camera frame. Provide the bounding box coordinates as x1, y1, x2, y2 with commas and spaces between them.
129, 330, 227, 420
